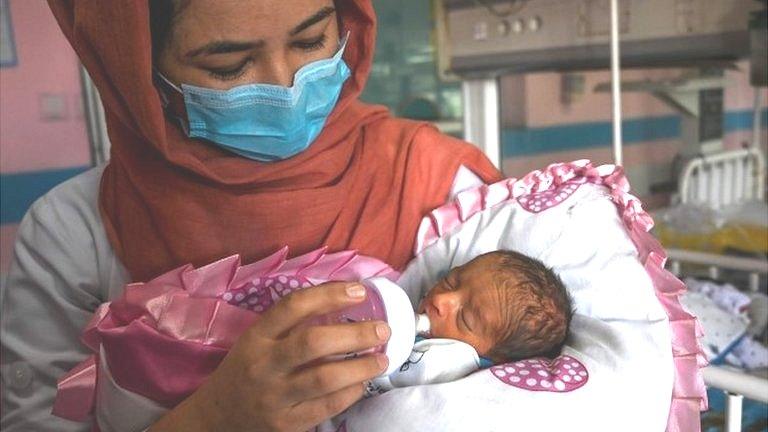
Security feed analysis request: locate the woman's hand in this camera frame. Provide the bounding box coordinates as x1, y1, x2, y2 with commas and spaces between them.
148, 282, 390, 432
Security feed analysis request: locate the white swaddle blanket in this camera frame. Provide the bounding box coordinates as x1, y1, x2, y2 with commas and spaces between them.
318, 162, 707, 432
367, 339, 482, 395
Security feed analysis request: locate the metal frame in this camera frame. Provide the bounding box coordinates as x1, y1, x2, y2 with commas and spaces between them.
609, 0, 624, 166
667, 248, 768, 432
0, 0, 18, 67
79, 66, 111, 166
461, 0, 625, 170
462, 78, 501, 168
678, 147, 766, 208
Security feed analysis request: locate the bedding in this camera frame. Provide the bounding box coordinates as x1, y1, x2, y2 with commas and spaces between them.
53, 161, 707, 432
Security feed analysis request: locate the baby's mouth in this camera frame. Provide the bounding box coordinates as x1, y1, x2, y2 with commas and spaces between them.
419, 300, 438, 320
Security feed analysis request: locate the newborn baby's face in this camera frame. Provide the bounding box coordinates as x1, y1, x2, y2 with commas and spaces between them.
417, 255, 509, 357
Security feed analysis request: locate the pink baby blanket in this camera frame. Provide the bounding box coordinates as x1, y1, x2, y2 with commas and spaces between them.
53, 247, 398, 423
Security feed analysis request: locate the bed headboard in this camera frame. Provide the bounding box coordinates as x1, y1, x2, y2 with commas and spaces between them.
679, 148, 766, 208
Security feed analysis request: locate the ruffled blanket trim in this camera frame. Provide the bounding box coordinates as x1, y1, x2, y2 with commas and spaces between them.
414, 160, 708, 432
52, 247, 398, 422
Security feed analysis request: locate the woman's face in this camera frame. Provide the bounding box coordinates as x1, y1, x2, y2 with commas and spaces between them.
156, 0, 339, 90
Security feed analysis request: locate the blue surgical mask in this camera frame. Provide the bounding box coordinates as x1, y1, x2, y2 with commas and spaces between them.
157, 34, 351, 161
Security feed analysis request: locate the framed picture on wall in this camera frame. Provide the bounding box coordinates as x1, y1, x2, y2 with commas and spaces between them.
1, 0, 18, 67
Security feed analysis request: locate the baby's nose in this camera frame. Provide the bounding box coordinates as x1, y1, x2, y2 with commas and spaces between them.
432, 292, 460, 317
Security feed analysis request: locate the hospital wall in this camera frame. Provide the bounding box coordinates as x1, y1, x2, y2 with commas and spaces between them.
1, 0, 767, 281
499, 64, 768, 210
0, 0, 91, 281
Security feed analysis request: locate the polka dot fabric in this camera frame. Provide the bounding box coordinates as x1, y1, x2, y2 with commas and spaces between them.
220, 275, 313, 314
518, 181, 582, 214
205, 247, 398, 316
490, 355, 588, 392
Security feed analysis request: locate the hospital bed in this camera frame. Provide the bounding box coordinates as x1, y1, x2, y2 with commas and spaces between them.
678, 148, 765, 210
666, 247, 768, 432
663, 144, 768, 432
657, 147, 768, 258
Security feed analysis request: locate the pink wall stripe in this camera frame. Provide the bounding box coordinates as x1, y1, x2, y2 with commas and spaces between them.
0, 0, 91, 174
724, 129, 768, 151
517, 69, 679, 127
724, 70, 768, 111
505, 62, 768, 129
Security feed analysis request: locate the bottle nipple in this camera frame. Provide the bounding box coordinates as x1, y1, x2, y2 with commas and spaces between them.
415, 313, 431, 336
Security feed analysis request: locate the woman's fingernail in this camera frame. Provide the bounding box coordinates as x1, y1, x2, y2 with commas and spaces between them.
346, 284, 366, 298
376, 354, 389, 371
375, 323, 390, 341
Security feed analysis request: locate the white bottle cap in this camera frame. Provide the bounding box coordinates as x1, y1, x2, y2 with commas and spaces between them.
415, 313, 431, 336
364, 277, 416, 376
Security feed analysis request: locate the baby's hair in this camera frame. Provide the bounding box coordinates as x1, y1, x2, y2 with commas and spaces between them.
485, 250, 574, 363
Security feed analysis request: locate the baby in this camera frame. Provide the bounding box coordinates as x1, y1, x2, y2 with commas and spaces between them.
419, 250, 573, 363
369, 250, 573, 394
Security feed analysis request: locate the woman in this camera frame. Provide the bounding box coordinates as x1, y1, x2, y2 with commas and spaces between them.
0, 1, 500, 431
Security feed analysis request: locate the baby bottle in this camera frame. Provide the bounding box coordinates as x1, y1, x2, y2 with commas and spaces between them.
311, 277, 431, 376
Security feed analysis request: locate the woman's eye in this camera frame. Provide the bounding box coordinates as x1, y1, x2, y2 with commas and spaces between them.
207, 60, 251, 81
292, 34, 327, 52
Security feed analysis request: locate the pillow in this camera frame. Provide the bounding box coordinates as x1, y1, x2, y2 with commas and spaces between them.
334, 161, 707, 432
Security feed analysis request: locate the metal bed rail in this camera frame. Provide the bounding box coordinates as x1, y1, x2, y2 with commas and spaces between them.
667, 248, 768, 292
666, 248, 768, 432
679, 148, 766, 209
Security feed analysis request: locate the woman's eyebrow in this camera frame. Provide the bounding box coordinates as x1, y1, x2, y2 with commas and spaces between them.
186, 40, 266, 59
184, 6, 336, 59
290, 6, 336, 36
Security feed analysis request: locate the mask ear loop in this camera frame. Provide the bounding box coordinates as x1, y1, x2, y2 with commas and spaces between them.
339, 30, 351, 49
152, 69, 191, 135
154, 70, 184, 98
